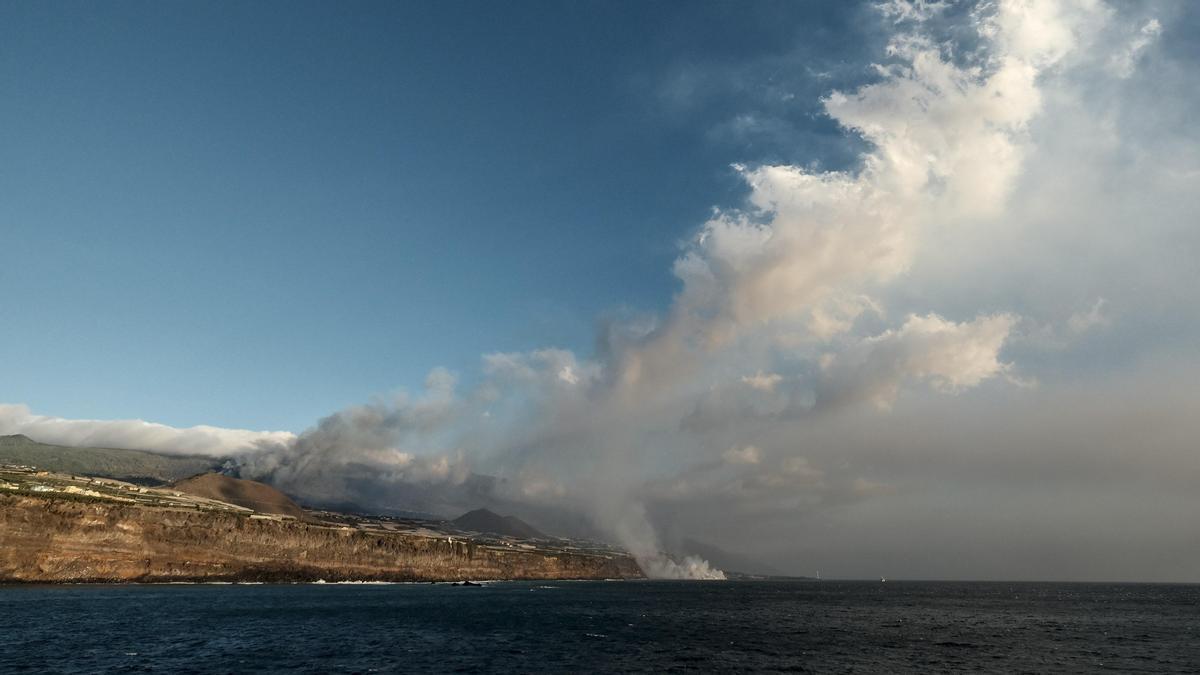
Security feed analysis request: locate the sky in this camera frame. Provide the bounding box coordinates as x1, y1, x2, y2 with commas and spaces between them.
2, 0, 1199, 581
1, 0, 874, 431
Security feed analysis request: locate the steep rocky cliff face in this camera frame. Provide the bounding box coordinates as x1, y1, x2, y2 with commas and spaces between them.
0, 494, 643, 583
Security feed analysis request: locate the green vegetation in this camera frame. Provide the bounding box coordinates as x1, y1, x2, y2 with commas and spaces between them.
0, 434, 221, 484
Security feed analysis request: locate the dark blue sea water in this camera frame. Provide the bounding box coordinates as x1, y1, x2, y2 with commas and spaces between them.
1, 580, 1197, 673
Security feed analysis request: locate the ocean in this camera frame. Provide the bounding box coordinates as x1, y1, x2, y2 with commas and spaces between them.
1, 580, 1197, 673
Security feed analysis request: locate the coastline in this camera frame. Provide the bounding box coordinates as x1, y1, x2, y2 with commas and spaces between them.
0, 492, 644, 584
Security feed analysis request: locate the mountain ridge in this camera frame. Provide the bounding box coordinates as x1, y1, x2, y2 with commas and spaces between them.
453, 508, 546, 539
0, 434, 221, 484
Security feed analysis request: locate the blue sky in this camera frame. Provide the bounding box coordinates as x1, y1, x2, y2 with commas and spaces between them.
1, 0, 882, 431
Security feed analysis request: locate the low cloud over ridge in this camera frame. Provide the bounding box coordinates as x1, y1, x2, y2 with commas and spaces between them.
0, 403, 294, 457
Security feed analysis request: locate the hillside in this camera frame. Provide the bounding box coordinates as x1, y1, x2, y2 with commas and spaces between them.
0, 492, 643, 583
172, 472, 305, 518
0, 434, 221, 484
453, 508, 546, 539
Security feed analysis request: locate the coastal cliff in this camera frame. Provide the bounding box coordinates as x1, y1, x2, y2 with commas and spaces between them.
0, 493, 643, 583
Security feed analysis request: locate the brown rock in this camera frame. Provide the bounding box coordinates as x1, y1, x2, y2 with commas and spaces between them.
171, 473, 305, 518
0, 493, 644, 583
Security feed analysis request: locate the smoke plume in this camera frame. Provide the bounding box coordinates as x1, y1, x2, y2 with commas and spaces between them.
224, 0, 1114, 577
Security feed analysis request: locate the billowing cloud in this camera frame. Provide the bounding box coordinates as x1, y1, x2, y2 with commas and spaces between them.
816, 313, 1017, 411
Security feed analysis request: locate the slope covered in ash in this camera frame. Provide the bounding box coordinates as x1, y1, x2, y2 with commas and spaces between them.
172, 472, 305, 518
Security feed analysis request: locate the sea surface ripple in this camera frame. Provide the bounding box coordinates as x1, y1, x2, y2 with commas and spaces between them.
1, 580, 1197, 673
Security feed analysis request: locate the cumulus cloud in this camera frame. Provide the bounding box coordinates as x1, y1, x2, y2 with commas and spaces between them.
816, 313, 1017, 410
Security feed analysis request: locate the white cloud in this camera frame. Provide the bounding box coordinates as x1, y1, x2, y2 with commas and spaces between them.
979, 0, 1108, 67
653, 0, 1100, 379
877, 0, 949, 24
818, 313, 1017, 410
0, 403, 294, 456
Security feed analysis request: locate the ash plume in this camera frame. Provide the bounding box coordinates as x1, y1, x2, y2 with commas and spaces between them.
223, 0, 1131, 577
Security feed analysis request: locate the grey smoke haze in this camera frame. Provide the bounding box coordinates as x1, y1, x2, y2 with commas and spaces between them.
4, 0, 1198, 580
